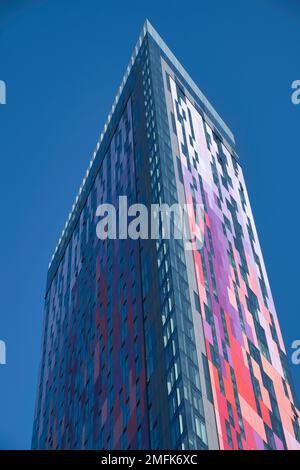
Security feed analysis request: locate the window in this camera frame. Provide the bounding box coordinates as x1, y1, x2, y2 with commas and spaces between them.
225, 421, 233, 448
194, 416, 207, 446
194, 292, 201, 313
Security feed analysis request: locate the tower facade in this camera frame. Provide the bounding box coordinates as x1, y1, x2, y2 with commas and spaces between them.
32, 21, 300, 450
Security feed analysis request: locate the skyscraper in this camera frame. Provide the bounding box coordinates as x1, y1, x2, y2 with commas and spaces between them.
32, 20, 300, 450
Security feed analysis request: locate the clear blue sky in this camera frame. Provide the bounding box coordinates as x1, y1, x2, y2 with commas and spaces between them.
0, 0, 299, 449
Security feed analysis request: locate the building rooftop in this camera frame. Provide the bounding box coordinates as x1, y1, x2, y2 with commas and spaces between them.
47, 19, 235, 274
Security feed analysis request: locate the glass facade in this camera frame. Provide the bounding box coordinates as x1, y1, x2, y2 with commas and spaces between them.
32, 20, 300, 450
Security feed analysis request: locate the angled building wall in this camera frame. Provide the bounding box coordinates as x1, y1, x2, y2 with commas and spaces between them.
32, 20, 300, 450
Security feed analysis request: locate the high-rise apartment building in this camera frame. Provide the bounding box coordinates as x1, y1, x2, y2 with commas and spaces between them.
32, 20, 300, 450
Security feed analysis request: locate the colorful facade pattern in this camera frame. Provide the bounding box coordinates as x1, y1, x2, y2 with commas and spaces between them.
33, 21, 300, 450
167, 76, 300, 449
32, 100, 149, 449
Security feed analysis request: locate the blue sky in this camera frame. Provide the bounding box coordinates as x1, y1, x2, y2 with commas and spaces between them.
0, 0, 299, 449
